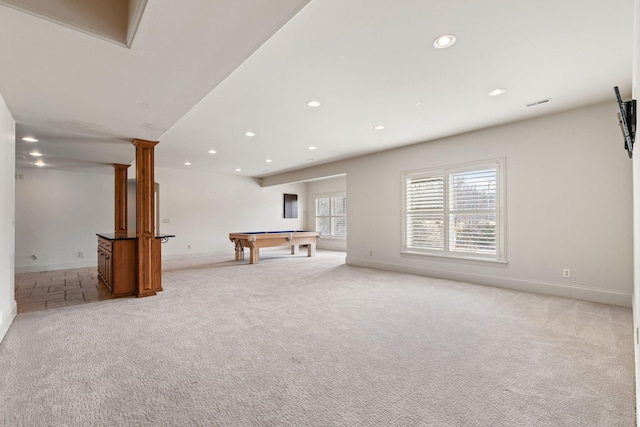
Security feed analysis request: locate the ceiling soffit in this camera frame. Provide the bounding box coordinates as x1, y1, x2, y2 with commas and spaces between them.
0, 0, 147, 47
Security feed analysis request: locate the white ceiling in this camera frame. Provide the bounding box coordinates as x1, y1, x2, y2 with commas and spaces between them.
3, 0, 634, 177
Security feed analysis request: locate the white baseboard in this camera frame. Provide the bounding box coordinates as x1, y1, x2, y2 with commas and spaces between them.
15, 259, 96, 274
0, 300, 17, 344
346, 257, 632, 307
162, 250, 230, 261
15, 251, 234, 273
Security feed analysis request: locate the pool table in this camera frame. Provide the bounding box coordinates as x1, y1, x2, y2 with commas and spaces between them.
229, 231, 320, 264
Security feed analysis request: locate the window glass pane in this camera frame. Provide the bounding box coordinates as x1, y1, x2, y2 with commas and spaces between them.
317, 197, 330, 216
331, 217, 347, 237
316, 217, 330, 236
332, 195, 347, 216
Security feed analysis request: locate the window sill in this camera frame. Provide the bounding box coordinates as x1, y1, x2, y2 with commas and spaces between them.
400, 250, 507, 267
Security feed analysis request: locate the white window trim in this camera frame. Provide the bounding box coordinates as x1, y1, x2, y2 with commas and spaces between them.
315, 192, 347, 239
401, 158, 507, 265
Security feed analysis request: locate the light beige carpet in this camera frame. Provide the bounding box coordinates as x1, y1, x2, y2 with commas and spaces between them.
0, 249, 635, 426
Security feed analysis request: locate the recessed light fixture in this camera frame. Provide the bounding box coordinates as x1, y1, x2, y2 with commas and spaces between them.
208, 149, 217, 154
21, 137, 38, 142
245, 131, 256, 137
306, 100, 321, 108
374, 125, 385, 130
34, 160, 45, 167
433, 34, 456, 49
488, 88, 506, 97
308, 146, 317, 150
235, 168, 242, 172
266, 159, 273, 163
29, 151, 43, 157
184, 162, 191, 166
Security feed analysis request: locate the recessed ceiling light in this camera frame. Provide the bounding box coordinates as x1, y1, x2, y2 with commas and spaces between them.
184, 162, 191, 166
433, 34, 456, 49
308, 146, 317, 150
266, 159, 273, 163
374, 125, 385, 130
306, 100, 321, 108
34, 160, 45, 167
21, 137, 38, 142
245, 131, 256, 137
488, 88, 506, 97
235, 168, 242, 172
29, 151, 43, 157
208, 149, 217, 154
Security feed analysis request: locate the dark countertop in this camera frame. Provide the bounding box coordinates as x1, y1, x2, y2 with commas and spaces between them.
97, 232, 176, 240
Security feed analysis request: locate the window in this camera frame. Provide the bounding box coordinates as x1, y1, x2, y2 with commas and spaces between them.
402, 159, 505, 262
316, 193, 347, 238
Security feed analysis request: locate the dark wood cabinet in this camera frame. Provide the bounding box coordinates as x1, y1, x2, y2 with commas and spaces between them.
97, 233, 173, 298
97, 235, 136, 297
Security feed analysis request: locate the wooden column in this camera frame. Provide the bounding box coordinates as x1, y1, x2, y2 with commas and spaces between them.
113, 164, 130, 237
133, 139, 159, 297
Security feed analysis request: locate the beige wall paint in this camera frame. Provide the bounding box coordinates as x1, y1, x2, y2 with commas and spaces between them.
306, 175, 347, 251
14, 167, 113, 273
631, 0, 639, 420
266, 102, 633, 306
0, 92, 15, 344
14, 165, 309, 272
154, 166, 307, 259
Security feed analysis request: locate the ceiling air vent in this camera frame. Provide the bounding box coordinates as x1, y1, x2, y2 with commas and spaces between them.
526, 98, 552, 108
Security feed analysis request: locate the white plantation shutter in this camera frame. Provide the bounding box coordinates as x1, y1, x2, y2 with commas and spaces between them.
403, 160, 504, 261
331, 195, 347, 237
448, 169, 497, 255
316, 193, 347, 238
406, 176, 444, 250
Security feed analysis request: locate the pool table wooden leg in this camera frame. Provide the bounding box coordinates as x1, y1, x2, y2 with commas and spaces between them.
291, 244, 299, 255
233, 239, 245, 261
249, 248, 259, 264
307, 243, 316, 257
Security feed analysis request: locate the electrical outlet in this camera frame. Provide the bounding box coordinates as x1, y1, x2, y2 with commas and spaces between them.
78, 251, 85, 258
563, 268, 571, 278
163, 219, 170, 224
369, 250, 373, 256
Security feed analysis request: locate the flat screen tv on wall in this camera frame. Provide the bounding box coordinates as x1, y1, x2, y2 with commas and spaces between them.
614, 86, 636, 158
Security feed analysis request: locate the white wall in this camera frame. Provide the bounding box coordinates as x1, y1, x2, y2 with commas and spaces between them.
155, 166, 306, 259
306, 175, 347, 251
0, 92, 16, 344
14, 168, 113, 273
631, 0, 639, 420
264, 102, 633, 306
14, 165, 308, 272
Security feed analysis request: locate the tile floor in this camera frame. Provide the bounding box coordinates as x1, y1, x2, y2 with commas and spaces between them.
14, 267, 112, 313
